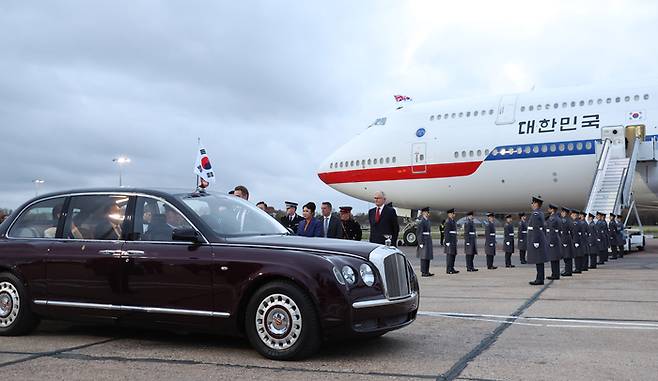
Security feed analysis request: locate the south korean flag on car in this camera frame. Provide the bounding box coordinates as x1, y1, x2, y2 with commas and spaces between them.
193, 139, 216, 186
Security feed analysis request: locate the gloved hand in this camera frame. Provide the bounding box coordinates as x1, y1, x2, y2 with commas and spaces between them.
419, 244, 424, 249
506, 242, 510, 245
575, 243, 579, 247
446, 243, 450, 246
533, 243, 539, 248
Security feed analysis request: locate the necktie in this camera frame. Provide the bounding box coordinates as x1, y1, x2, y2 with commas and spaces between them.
375, 207, 381, 223
324, 218, 329, 237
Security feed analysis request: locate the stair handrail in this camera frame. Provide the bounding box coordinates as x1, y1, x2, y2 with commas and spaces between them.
619, 137, 641, 210
585, 138, 611, 214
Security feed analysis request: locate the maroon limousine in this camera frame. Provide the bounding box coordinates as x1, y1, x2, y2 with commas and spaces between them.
0, 188, 419, 360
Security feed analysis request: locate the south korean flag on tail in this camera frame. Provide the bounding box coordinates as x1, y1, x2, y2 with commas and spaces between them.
194, 140, 216, 185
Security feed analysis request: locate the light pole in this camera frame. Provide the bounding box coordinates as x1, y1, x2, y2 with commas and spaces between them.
32, 179, 45, 197
112, 157, 131, 186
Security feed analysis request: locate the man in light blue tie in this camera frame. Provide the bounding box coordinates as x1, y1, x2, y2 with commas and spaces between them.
319, 202, 343, 239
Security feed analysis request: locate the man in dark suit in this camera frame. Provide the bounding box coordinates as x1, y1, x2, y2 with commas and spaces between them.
368, 191, 399, 245
94, 203, 124, 240
319, 202, 343, 239
280, 201, 303, 233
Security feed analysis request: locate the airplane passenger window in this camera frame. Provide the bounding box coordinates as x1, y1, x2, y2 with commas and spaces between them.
585, 142, 593, 150
350, 160, 354, 167
644, 94, 650, 100
541, 145, 548, 153
459, 112, 463, 118
392, 157, 396, 163
489, 109, 494, 115
520, 106, 525, 112
340, 162, 343, 168
367, 159, 371, 165
553, 103, 559, 109
562, 102, 568, 108
444, 113, 449, 119
576, 142, 583, 150
484, 149, 490, 156
524, 146, 531, 154
330, 163, 333, 169
481, 110, 486, 116
579, 100, 585, 106
437, 114, 442, 120
571, 101, 576, 107
634, 95, 640, 101
529, 105, 534, 111
606, 98, 612, 103
356, 160, 360, 166
430, 115, 434, 121
474, 110, 479, 116
466, 111, 471, 117
567, 143, 574, 151
532, 146, 539, 154
451, 113, 456, 118
477, 149, 482, 156
615, 97, 620, 103
386, 157, 390, 164
454, 152, 459, 158
537, 105, 542, 110
597, 99, 603, 104
469, 150, 474, 157
461, 151, 467, 158
545, 104, 551, 109
559, 144, 565, 152
550, 144, 557, 152
624, 96, 630, 102
379, 158, 384, 164
588, 99, 593, 105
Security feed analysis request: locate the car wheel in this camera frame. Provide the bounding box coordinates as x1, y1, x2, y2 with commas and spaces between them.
0, 273, 39, 336
245, 281, 321, 360
404, 230, 417, 246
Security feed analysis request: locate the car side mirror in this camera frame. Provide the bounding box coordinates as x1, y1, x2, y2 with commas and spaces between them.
172, 227, 202, 244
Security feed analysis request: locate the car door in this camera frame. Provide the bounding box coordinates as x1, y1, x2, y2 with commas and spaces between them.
120, 196, 215, 329
45, 194, 129, 319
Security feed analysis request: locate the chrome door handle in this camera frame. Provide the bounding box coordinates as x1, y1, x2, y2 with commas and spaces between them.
125, 250, 145, 256
98, 250, 123, 257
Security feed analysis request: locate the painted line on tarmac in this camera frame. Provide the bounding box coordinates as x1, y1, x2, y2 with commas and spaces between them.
436, 280, 554, 381
419, 311, 658, 329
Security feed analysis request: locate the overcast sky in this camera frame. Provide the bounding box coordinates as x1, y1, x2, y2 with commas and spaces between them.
2, 0, 658, 213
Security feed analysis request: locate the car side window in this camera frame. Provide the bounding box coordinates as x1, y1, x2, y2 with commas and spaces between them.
9, 197, 66, 238
64, 195, 129, 240
133, 197, 193, 241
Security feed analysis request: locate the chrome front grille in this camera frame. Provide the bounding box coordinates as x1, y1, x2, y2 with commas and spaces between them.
369, 247, 412, 300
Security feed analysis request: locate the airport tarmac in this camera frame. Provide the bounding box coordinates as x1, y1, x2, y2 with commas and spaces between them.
1, 240, 657, 381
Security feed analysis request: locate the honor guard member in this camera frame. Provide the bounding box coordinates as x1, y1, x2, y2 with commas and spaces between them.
608, 213, 619, 260
504, 214, 516, 268
587, 212, 598, 269
546, 204, 563, 280
579, 211, 589, 271
596, 211, 609, 265
570, 209, 584, 274
280, 201, 303, 233
484, 213, 498, 269
615, 214, 626, 257
444, 208, 459, 274
518, 213, 528, 264
464, 211, 479, 272
416, 207, 434, 277
528, 196, 549, 285
559, 207, 574, 277
339, 206, 362, 241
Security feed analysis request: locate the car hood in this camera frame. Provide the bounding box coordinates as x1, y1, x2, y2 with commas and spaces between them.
221, 235, 381, 259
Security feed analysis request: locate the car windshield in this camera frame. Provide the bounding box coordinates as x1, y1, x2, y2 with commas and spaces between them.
175, 192, 288, 237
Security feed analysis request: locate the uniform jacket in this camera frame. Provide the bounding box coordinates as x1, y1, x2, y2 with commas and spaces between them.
341, 219, 362, 241
616, 221, 625, 246
485, 221, 496, 256
463, 219, 478, 255
444, 218, 458, 255
416, 217, 433, 260
608, 220, 620, 246
280, 214, 304, 233
526, 208, 548, 264
504, 222, 514, 253
517, 220, 528, 251
546, 213, 562, 261
572, 219, 585, 258
596, 219, 609, 251
368, 205, 400, 245
588, 220, 598, 252
560, 216, 574, 259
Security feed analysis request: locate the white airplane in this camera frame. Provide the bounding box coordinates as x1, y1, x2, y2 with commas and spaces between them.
318, 83, 658, 217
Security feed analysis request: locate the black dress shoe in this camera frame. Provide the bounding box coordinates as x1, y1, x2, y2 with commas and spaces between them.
467, 268, 479, 272
582, 268, 588, 271
573, 270, 582, 274
505, 265, 516, 268
547, 275, 560, 280
421, 273, 435, 277
447, 269, 460, 274
487, 266, 498, 270
561, 272, 572, 277
529, 280, 544, 285
520, 261, 527, 264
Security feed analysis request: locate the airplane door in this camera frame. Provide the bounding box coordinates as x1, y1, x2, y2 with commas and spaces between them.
412, 143, 427, 174
495, 95, 518, 125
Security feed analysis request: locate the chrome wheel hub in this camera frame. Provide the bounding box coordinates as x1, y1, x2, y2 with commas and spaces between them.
0, 282, 20, 328
255, 293, 302, 350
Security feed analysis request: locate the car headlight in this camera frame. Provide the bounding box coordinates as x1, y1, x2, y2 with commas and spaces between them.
359, 264, 375, 286
342, 266, 356, 285
333, 266, 346, 285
